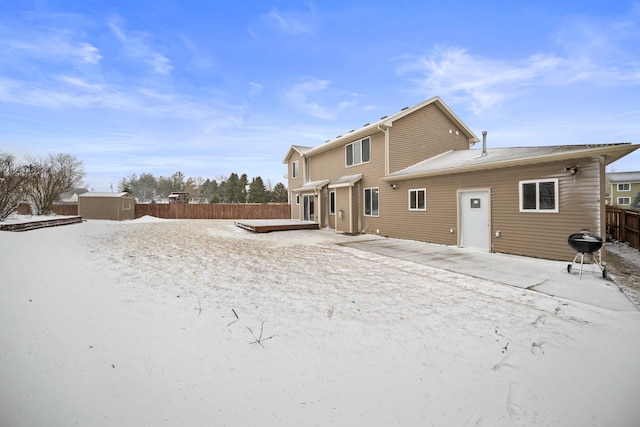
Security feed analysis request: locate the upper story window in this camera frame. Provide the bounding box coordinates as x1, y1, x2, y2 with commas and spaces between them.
346, 137, 371, 167
618, 197, 631, 205
618, 183, 630, 191
292, 160, 299, 178
519, 178, 558, 213
408, 189, 426, 211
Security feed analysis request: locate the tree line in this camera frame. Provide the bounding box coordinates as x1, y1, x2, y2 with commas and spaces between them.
0, 152, 85, 221
117, 172, 288, 204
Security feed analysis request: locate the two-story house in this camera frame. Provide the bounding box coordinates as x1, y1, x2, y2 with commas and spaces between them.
606, 171, 640, 208
283, 97, 639, 261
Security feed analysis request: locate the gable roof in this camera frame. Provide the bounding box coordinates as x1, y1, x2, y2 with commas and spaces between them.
607, 171, 640, 183
385, 143, 639, 182
290, 97, 479, 159
282, 145, 314, 163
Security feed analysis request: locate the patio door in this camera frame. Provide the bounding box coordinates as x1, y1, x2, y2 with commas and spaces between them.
303, 194, 315, 221
459, 190, 490, 250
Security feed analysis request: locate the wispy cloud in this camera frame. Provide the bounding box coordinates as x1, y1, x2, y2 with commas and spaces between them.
261, 4, 317, 35
0, 29, 102, 65
284, 77, 355, 120
108, 17, 173, 75
398, 10, 640, 114
552, 12, 640, 84
397, 47, 562, 114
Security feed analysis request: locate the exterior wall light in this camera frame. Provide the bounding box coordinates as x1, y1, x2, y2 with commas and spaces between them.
565, 166, 579, 175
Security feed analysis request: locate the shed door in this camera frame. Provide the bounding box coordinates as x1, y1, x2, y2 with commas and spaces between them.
459, 190, 490, 250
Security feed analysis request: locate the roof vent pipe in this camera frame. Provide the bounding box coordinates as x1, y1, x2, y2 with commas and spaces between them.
482, 131, 488, 156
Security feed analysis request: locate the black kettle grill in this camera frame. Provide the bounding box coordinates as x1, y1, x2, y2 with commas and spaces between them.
567, 230, 606, 279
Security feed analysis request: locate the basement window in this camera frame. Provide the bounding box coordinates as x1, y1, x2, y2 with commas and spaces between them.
519, 179, 558, 213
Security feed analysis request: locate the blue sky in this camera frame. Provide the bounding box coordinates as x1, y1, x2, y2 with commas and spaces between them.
1, 1, 639, 191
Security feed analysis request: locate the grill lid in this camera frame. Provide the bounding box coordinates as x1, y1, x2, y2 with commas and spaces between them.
568, 231, 603, 254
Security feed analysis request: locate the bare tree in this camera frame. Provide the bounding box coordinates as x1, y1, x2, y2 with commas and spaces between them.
26, 153, 85, 215
0, 153, 32, 221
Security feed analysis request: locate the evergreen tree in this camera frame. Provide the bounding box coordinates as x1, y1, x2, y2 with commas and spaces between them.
239, 174, 249, 202
271, 182, 288, 202
117, 177, 134, 195
199, 179, 218, 201
248, 176, 268, 203
630, 191, 640, 211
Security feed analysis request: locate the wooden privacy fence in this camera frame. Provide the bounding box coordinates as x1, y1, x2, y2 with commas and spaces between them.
22, 202, 290, 220
606, 205, 640, 250
134, 203, 291, 220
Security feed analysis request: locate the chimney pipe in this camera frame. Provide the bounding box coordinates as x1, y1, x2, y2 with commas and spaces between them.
482, 131, 487, 156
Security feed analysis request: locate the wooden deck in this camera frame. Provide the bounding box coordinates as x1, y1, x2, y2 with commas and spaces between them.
0, 216, 83, 232
234, 219, 319, 233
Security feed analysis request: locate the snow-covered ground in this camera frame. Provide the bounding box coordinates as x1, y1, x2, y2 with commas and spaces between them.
1, 218, 639, 426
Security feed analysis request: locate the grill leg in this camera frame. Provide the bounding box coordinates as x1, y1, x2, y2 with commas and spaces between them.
578, 252, 585, 279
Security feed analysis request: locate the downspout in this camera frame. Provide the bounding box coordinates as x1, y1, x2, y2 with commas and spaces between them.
378, 124, 391, 175
348, 186, 353, 234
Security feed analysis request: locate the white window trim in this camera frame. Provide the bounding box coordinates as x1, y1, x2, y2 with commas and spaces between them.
295, 194, 300, 205
292, 160, 299, 178
618, 183, 630, 192
519, 178, 559, 213
364, 187, 379, 217
618, 197, 631, 205
345, 137, 371, 167
408, 188, 426, 211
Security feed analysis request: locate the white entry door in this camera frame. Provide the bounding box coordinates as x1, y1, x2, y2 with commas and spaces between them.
459, 190, 490, 250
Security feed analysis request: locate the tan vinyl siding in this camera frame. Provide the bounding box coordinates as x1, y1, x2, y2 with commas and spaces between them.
78, 195, 135, 220
377, 157, 603, 261
287, 152, 304, 219
389, 104, 471, 173
309, 132, 385, 184
334, 187, 351, 233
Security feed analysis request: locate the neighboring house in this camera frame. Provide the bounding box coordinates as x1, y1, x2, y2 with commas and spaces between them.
57, 187, 89, 203
168, 192, 189, 203
282, 97, 639, 261
606, 171, 640, 208
78, 192, 135, 220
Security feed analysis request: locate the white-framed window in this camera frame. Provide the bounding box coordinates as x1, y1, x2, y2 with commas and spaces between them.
364, 187, 379, 216
123, 198, 132, 210
618, 183, 630, 191
295, 194, 300, 205
408, 189, 426, 211
292, 160, 299, 178
329, 191, 336, 215
618, 197, 631, 205
519, 178, 559, 212
346, 137, 371, 167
